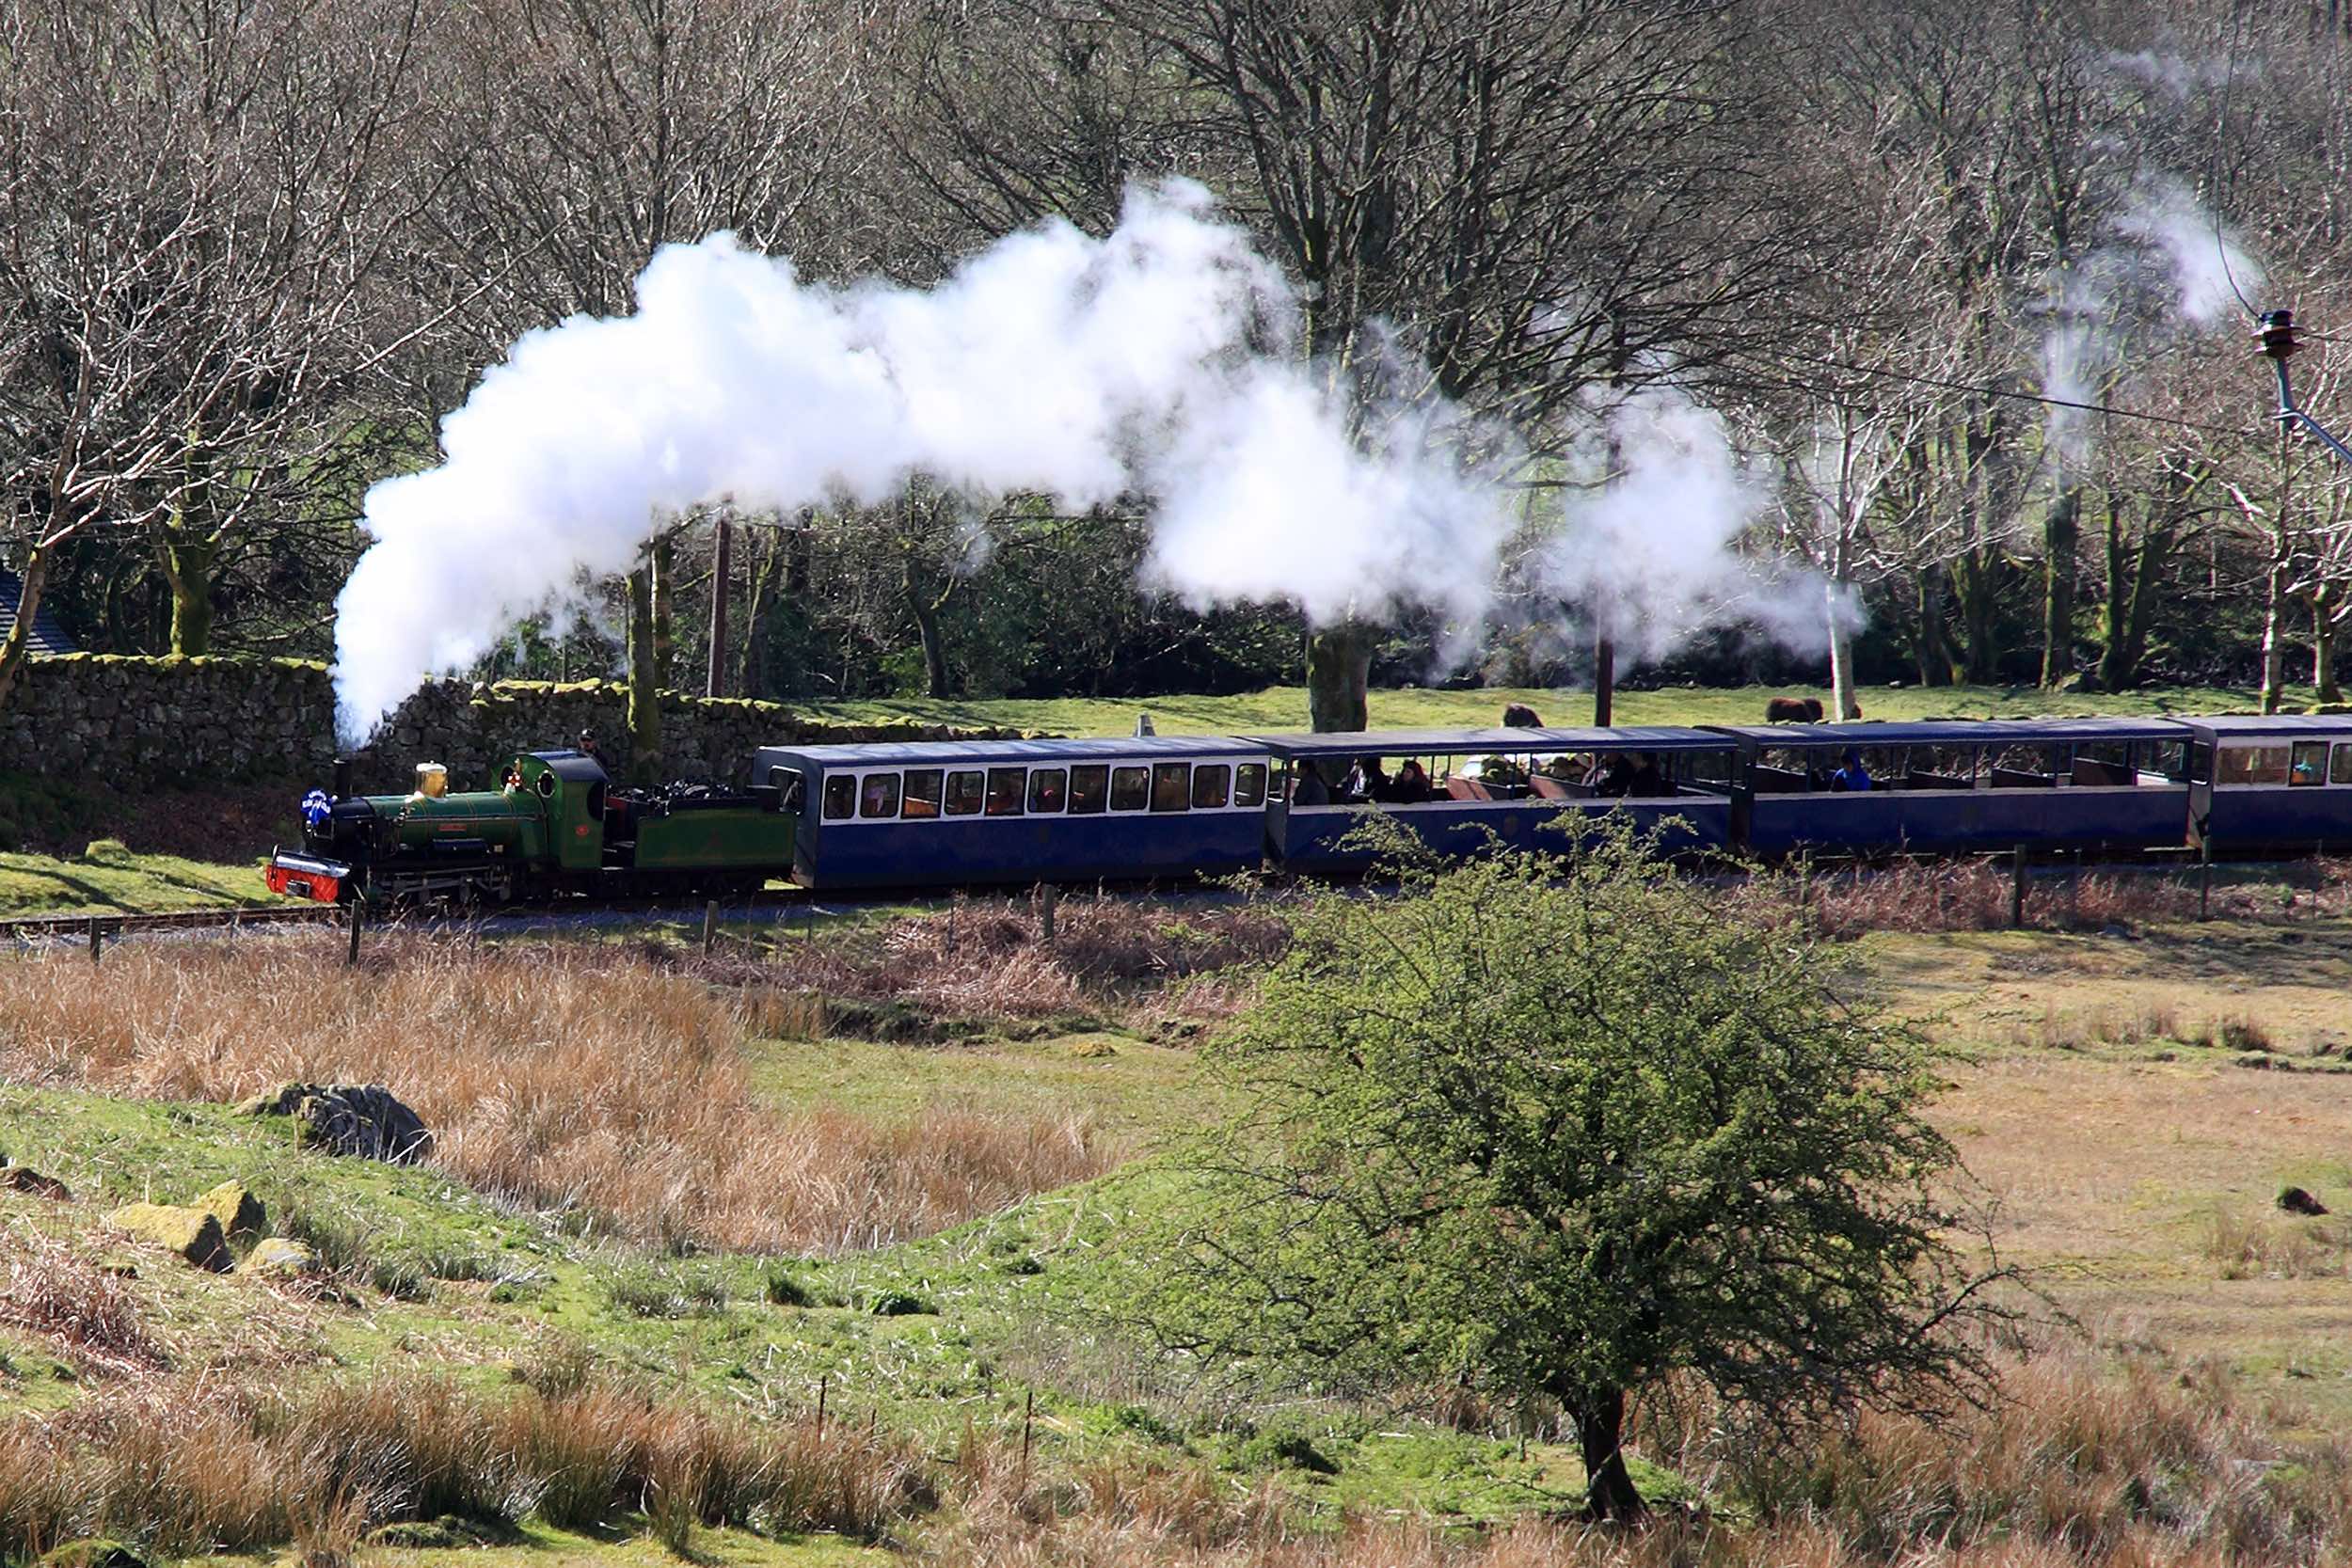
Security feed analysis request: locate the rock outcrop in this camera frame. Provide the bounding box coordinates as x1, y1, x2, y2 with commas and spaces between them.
106, 1203, 230, 1271
195, 1180, 267, 1240
243, 1237, 319, 1279
0, 1164, 71, 1200
236, 1083, 433, 1164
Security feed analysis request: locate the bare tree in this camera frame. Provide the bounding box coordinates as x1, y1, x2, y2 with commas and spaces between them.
0, 0, 435, 705
413, 0, 893, 772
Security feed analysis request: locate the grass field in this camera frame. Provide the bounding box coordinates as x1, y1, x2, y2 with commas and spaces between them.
4, 891, 2352, 1563
802, 679, 2272, 736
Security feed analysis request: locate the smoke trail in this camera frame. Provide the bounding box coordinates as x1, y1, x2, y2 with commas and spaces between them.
331, 181, 1513, 739
1526, 385, 1825, 664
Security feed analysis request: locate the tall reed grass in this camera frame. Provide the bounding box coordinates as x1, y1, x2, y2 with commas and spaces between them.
0, 1371, 929, 1560
0, 936, 1114, 1252
917, 1350, 2350, 1568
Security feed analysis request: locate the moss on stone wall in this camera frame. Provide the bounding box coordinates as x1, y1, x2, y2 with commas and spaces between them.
0, 658, 1025, 789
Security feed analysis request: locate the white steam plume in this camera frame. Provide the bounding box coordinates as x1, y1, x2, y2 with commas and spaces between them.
1528, 386, 1824, 664
2116, 175, 2264, 327
333, 180, 1512, 738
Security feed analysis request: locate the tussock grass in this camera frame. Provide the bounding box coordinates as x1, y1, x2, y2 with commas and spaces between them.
728, 894, 1288, 1022
0, 1225, 165, 1374
1749, 855, 2352, 938
917, 1352, 2352, 1567
0, 1372, 929, 1560
0, 936, 1117, 1253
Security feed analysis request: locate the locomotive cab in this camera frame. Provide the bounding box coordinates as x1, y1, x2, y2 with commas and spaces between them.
513, 750, 609, 874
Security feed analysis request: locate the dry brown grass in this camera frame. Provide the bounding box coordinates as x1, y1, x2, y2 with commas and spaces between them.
739, 895, 1289, 1022
1741, 856, 2352, 939
921, 1351, 2349, 1568
0, 935, 1117, 1253
0, 1370, 929, 1560
0, 1224, 165, 1375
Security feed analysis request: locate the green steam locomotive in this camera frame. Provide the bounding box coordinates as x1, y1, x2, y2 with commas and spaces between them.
266, 749, 797, 906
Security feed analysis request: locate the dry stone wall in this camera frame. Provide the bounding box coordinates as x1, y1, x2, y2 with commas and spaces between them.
1, 656, 1024, 791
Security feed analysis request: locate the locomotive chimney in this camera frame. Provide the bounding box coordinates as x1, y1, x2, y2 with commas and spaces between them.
333, 757, 354, 800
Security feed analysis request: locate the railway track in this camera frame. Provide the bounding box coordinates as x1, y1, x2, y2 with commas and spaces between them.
0, 903, 342, 944
0, 848, 2335, 952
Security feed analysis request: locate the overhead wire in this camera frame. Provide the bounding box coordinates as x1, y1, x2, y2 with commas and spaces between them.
1726, 342, 2255, 437
2210, 5, 2263, 324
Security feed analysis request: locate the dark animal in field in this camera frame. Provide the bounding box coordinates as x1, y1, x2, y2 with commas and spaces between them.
1502, 703, 1543, 727
2280, 1186, 2330, 1216
1765, 696, 1825, 723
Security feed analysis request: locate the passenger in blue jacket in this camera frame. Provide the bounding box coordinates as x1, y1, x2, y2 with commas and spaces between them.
1829, 749, 1873, 792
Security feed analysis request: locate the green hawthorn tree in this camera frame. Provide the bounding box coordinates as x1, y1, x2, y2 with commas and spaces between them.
1131, 822, 2009, 1520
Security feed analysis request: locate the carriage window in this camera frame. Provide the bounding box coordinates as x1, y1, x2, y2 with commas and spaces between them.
2139, 740, 2190, 784
2293, 740, 2329, 785
2217, 745, 2292, 787
985, 768, 1027, 816
822, 775, 856, 820
945, 769, 985, 816
2334, 745, 2352, 785
2071, 741, 2135, 788
1681, 749, 1736, 789
859, 772, 902, 817
1753, 748, 1813, 793
1068, 765, 1109, 814
1191, 764, 1231, 809
1109, 766, 1150, 811
1027, 768, 1068, 814
901, 769, 943, 818
1150, 763, 1192, 812
1903, 745, 1975, 791
1989, 744, 2060, 789
1233, 762, 1267, 807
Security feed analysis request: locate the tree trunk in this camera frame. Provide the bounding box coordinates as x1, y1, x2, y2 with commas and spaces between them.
906, 573, 951, 698
1305, 622, 1374, 732
1911, 566, 1956, 687
651, 531, 676, 689
157, 533, 215, 656
2040, 484, 2080, 688
739, 528, 779, 699
0, 546, 55, 713
2264, 430, 2294, 715
1826, 524, 1858, 719
1568, 1387, 1645, 1522
627, 562, 662, 784
2316, 588, 2343, 704
706, 516, 731, 698
2098, 491, 2130, 691
1951, 548, 2000, 685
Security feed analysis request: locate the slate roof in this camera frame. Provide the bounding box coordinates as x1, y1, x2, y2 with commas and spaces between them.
0, 567, 72, 656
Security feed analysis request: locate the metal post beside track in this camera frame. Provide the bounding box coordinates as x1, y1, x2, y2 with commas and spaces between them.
88, 915, 102, 964
347, 896, 365, 967
2010, 846, 2027, 928
703, 899, 720, 956
2200, 836, 2213, 921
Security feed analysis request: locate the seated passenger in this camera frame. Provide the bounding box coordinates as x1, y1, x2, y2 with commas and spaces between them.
1625, 752, 1666, 797
1502, 703, 1543, 728
1294, 761, 1332, 806
1590, 755, 1633, 798
1392, 760, 1434, 803
1829, 749, 1873, 793
1350, 757, 1391, 801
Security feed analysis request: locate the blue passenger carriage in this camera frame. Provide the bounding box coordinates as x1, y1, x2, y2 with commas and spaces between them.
1713, 718, 2194, 857
2185, 716, 2352, 852
758, 736, 1275, 889
1248, 726, 1739, 875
